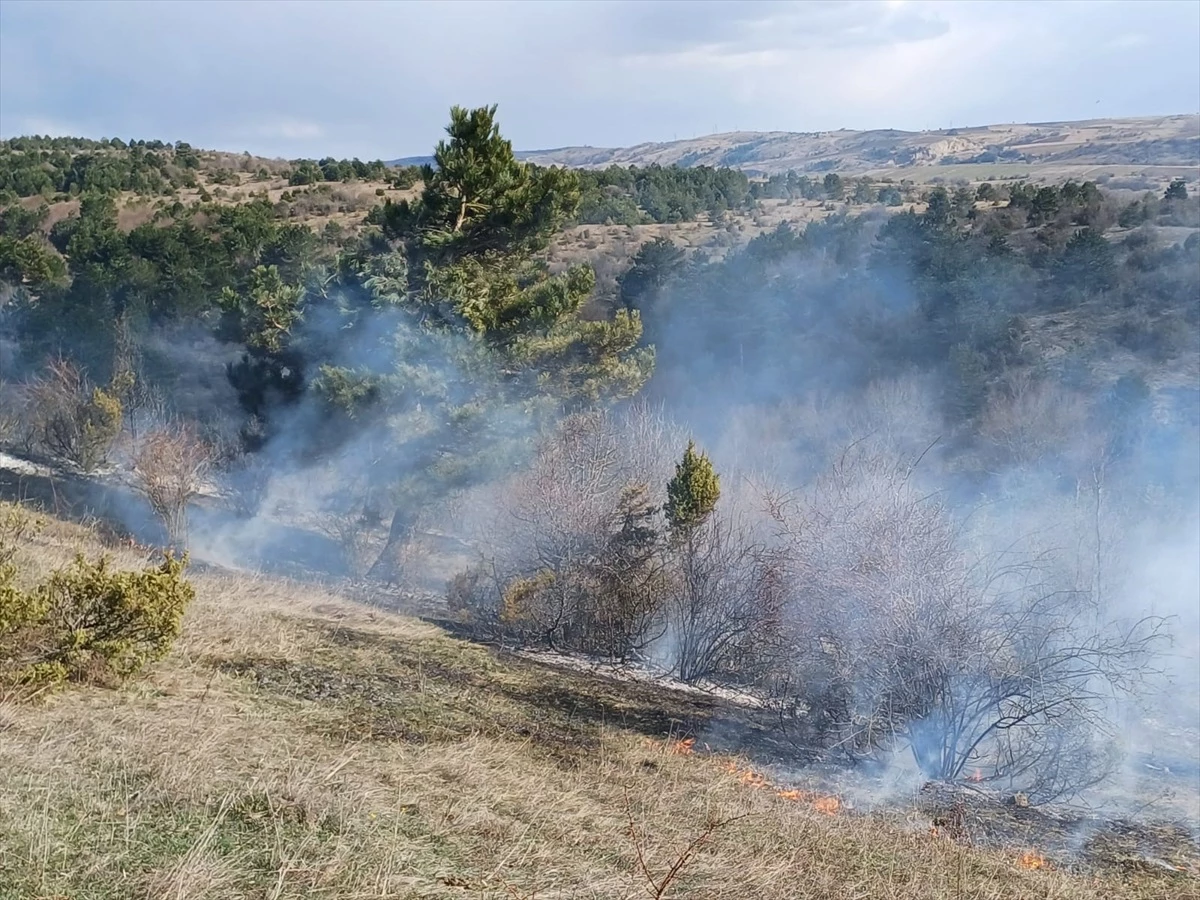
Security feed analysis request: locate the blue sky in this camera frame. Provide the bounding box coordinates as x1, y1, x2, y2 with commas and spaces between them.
2, 0, 1197, 160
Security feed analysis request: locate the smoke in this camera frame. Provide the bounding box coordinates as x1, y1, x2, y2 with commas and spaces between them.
6, 184, 1192, 829
174, 281, 549, 584
620, 204, 1200, 816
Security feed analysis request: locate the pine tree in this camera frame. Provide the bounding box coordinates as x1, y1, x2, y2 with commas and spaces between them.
665, 440, 720, 535
329, 106, 655, 576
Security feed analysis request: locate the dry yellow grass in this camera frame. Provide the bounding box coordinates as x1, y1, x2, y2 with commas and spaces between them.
0, 506, 1193, 899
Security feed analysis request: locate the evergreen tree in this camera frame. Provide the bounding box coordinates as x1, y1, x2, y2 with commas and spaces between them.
665, 440, 720, 536
618, 237, 686, 311
1057, 228, 1116, 293
319, 106, 654, 574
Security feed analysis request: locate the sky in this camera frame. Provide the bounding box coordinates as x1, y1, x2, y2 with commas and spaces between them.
2, 0, 1198, 160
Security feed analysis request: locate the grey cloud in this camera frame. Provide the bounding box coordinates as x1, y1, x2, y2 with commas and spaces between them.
597, 0, 948, 58
1, 0, 1196, 159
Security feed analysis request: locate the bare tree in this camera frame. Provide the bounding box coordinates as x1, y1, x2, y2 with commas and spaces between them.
978, 371, 1089, 468
494, 410, 638, 650
130, 423, 214, 548
25, 358, 123, 472
767, 442, 1165, 802
461, 407, 684, 658
668, 507, 783, 684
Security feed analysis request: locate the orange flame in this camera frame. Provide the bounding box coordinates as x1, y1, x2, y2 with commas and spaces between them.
740, 770, 768, 789
711, 759, 843, 814
967, 768, 984, 783
774, 787, 839, 813
1017, 851, 1046, 870
670, 737, 696, 756
812, 795, 841, 815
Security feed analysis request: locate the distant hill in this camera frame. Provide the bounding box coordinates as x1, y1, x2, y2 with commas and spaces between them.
388, 155, 434, 168
392, 115, 1200, 175
387, 150, 567, 168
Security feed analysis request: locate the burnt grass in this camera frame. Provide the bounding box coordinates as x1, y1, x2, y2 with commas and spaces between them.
916, 783, 1200, 878
218, 618, 1200, 880
217, 617, 786, 766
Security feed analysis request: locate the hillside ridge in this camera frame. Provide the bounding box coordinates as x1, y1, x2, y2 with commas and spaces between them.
390, 114, 1200, 174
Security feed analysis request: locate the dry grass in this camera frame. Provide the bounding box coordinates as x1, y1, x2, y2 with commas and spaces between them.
0, 507, 1193, 899
29, 170, 420, 247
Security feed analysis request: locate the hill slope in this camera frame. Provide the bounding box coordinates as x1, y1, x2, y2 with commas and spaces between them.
0, 508, 1196, 898
391, 115, 1200, 176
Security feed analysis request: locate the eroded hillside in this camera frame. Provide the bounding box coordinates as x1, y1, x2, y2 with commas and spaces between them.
495, 115, 1200, 177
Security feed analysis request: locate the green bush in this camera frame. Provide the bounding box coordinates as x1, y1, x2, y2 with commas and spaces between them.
0, 552, 194, 690
0, 505, 44, 568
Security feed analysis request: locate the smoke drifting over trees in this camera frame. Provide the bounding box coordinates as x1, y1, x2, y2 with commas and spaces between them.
1, 108, 1197, 813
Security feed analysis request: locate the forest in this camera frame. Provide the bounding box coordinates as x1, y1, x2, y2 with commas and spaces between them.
0, 105, 1197, 808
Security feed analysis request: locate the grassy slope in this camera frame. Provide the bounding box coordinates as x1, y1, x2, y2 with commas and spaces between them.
0, 511, 1193, 900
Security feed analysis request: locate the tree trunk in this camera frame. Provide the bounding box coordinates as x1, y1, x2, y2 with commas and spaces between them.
367, 507, 413, 583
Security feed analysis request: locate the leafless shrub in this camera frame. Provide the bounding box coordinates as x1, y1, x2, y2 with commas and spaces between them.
766, 445, 969, 748
621, 399, 690, 488
767, 442, 1165, 802
462, 406, 793, 677
979, 372, 1089, 468
24, 359, 123, 472
122, 375, 173, 444
493, 410, 644, 651
130, 423, 215, 548
464, 408, 682, 659
323, 517, 373, 576
222, 451, 271, 519
926, 564, 1162, 802
313, 502, 378, 578
668, 506, 784, 684
848, 375, 944, 459
0, 380, 25, 446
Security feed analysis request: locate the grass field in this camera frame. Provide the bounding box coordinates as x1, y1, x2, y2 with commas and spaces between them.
0, 506, 1196, 899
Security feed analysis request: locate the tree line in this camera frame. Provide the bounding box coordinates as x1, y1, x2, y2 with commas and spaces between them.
0, 135, 415, 203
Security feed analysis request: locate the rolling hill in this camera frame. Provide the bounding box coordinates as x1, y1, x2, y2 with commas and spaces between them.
391, 114, 1200, 176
